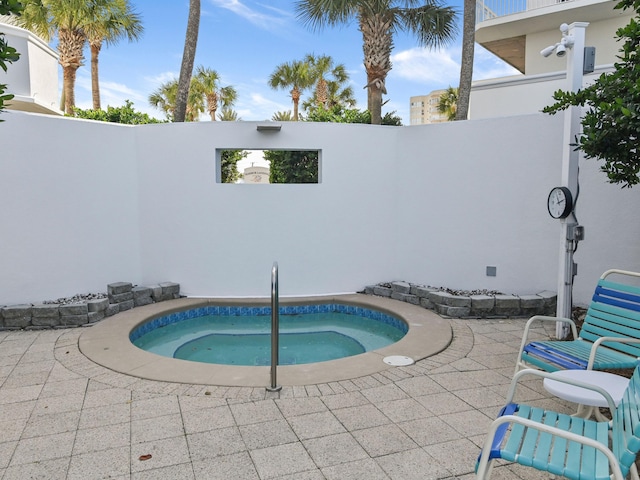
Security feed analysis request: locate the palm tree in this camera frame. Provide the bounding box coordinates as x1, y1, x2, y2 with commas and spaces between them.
20, 0, 102, 115
217, 107, 239, 121
174, 0, 200, 122
148, 80, 177, 120
149, 78, 203, 122
84, 0, 143, 110
437, 86, 457, 121
456, 0, 475, 120
192, 66, 237, 121
268, 60, 313, 121
305, 53, 353, 110
272, 110, 294, 121
295, 0, 457, 125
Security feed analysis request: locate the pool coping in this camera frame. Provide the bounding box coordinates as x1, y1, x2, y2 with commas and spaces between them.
78, 294, 453, 387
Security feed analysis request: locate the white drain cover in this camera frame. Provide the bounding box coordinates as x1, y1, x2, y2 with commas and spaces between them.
383, 355, 415, 366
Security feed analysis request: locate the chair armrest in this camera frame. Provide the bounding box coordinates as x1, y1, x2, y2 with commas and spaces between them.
602, 269, 640, 281
506, 368, 617, 415
587, 336, 640, 369
515, 316, 578, 374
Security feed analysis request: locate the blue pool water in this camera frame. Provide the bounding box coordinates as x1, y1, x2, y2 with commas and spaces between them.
131, 304, 407, 366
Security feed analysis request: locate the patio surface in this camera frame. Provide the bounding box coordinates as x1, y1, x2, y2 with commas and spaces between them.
0, 313, 572, 479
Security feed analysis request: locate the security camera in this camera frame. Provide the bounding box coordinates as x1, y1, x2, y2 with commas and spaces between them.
556, 43, 566, 57
541, 44, 557, 57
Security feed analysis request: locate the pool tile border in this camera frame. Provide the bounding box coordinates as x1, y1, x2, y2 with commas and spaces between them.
129, 303, 408, 343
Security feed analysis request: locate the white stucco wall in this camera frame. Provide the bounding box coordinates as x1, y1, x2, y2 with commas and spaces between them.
1, 111, 639, 307
0, 113, 140, 303
133, 121, 399, 298
396, 115, 564, 293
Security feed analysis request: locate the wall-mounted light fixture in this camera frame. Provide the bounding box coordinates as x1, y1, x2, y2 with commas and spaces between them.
540, 23, 575, 58
257, 124, 282, 132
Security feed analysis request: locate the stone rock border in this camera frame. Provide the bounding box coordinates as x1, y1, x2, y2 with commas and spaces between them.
363, 281, 557, 318
0, 281, 180, 330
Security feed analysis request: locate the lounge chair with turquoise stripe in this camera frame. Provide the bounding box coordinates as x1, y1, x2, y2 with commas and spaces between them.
515, 269, 640, 374
476, 368, 640, 480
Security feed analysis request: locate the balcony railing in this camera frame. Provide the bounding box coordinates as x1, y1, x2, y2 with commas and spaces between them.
476, 0, 574, 22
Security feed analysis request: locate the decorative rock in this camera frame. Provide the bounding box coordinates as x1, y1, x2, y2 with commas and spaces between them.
160, 282, 180, 301
445, 306, 472, 317
391, 292, 419, 305
494, 295, 521, 316
0, 280, 181, 330
88, 311, 105, 323
133, 286, 152, 299
2, 304, 32, 328
60, 314, 88, 326
108, 282, 132, 296
87, 298, 109, 313
150, 285, 163, 302
520, 295, 545, 315
32, 304, 60, 317
109, 292, 133, 304
365, 281, 554, 319
414, 286, 437, 298
118, 300, 135, 311
391, 281, 411, 294
445, 295, 471, 308
427, 291, 454, 305
419, 297, 435, 309
134, 296, 154, 307
372, 286, 392, 297
31, 304, 60, 327
59, 303, 88, 316
537, 290, 558, 314
470, 295, 495, 317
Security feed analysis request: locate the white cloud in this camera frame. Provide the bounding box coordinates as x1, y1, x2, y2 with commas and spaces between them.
390, 44, 521, 86
391, 47, 461, 85
208, 0, 288, 31
235, 91, 290, 121
144, 71, 179, 88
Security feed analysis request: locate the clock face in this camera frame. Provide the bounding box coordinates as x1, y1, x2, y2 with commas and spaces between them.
547, 187, 573, 218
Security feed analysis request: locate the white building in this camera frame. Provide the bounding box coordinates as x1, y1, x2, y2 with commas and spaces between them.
470, 0, 633, 118
0, 21, 61, 115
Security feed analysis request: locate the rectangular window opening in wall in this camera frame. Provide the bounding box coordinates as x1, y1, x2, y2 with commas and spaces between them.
216, 149, 321, 184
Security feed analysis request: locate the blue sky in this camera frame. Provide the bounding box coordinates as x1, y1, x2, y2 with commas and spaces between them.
71, 0, 521, 123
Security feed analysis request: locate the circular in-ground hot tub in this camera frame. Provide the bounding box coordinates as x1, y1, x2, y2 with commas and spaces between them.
79, 294, 452, 387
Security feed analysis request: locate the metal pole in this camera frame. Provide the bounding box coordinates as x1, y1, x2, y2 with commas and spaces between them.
267, 262, 281, 392
556, 22, 588, 338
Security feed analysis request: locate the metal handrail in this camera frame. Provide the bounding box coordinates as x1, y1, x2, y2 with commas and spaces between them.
266, 262, 282, 392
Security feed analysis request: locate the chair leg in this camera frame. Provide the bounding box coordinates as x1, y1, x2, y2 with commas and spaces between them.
475, 458, 493, 479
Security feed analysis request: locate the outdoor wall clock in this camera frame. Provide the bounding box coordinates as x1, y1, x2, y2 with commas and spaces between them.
547, 186, 573, 219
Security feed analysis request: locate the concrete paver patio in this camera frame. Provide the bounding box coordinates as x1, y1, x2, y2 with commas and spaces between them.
0, 316, 573, 479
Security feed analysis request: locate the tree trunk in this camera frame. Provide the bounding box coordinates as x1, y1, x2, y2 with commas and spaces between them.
291, 87, 301, 121
90, 42, 102, 110
208, 92, 217, 121
57, 28, 85, 115
62, 65, 77, 115
359, 14, 393, 125
175, 0, 200, 122
316, 78, 328, 109
456, 0, 476, 121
